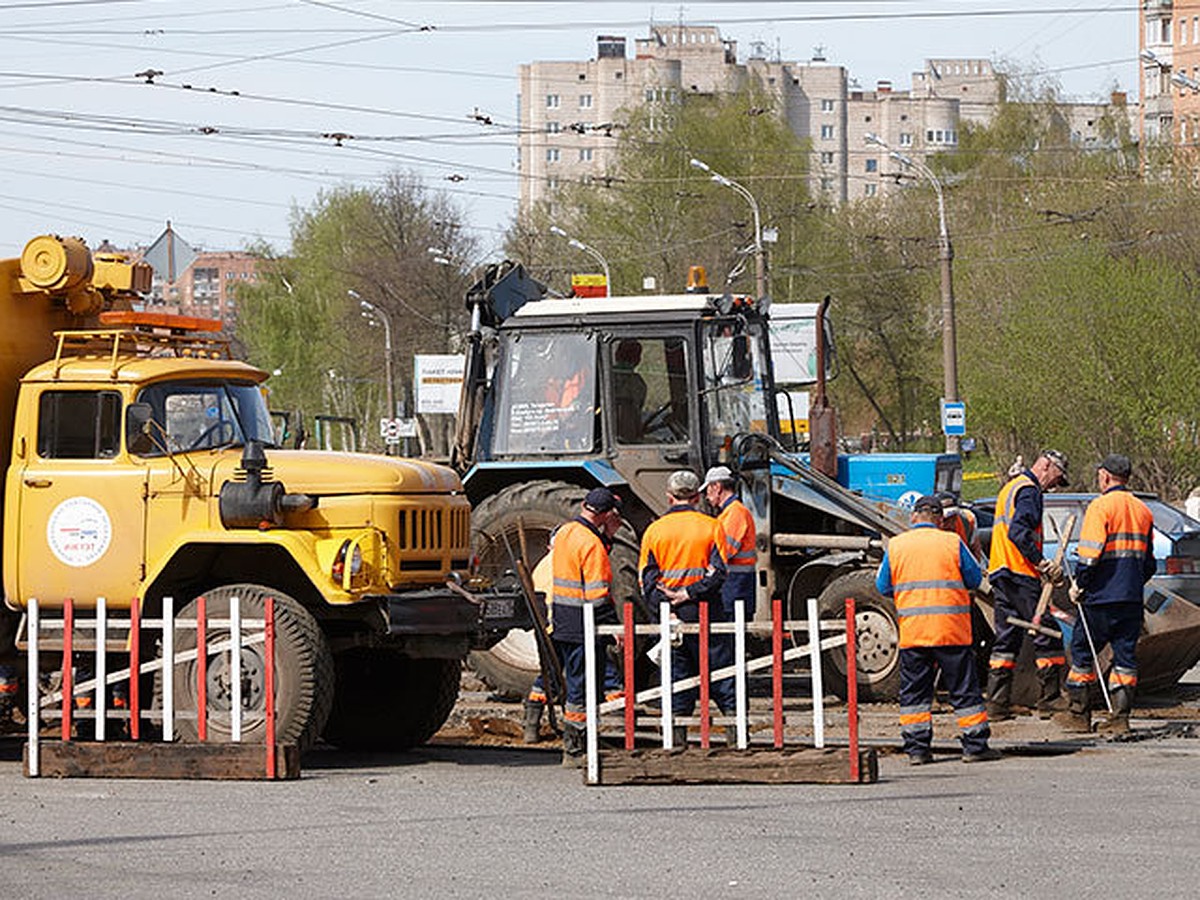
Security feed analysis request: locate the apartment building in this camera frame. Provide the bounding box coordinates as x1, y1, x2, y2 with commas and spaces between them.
517, 26, 1001, 211
1140, 0, 1200, 148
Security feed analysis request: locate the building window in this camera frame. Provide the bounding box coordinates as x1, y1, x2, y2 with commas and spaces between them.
865, 184, 877, 197
820, 151, 835, 165
820, 177, 833, 192
579, 94, 593, 108
899, 132, 913, 146
546, 148, 560, 162
820, 99, 835, 112
547, 121, 560, 133
579, 148, 593, 162
546, 94, 560, 108
820, 124, 835, 139
865, 158, 877, 173
547, 177, 559, 191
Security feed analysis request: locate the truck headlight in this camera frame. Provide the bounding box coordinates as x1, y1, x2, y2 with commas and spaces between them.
332, 539, 363, 583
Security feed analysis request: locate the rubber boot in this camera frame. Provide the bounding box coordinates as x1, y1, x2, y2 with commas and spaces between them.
522, 700, 544, 744
561, 721, 586, 768
1036, 664, 1066, 718
1052, 686, 1091, 733
672, 724, 689, 749
1098, 685, 1132, 736
985, 668, 1014, 721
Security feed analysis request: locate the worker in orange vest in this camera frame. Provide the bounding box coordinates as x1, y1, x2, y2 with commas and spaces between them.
876, 494, 999, 764
1058, 454, 1156, 735
547, 487, 625, 767
640, 470, 731, 747
937, 491, 984, 563
986, 449, 1069, 720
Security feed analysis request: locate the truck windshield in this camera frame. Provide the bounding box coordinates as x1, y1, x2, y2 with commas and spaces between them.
135, 380, 277, 455
701, 318, 776, 459
492, 331, 597, 455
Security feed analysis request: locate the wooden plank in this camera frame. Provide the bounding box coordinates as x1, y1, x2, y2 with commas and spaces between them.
593, 746, 878, 786
23, 741, 301, 780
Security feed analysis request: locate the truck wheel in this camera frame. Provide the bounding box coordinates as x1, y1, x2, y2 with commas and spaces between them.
814, 569, 901, 703
323, 652, 460, 751
469, 480, 640, 698
160, 585, 334, 751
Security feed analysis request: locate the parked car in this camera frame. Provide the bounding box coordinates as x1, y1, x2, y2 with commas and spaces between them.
970, 492, 1200, 606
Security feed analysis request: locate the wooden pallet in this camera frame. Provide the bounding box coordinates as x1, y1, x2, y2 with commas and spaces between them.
25, 741, 300, 780
592, 746, 878, 786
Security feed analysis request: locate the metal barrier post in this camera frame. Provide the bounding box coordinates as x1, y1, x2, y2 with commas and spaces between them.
846, 597, 860, 782
162, 600, 174, 742
623, 602, 635, 751
26, 599, 39, 776
698, 600, 710, 748
265, 596, 276, 778
807, 596, 825, 748
196, 596, 207, 742
734, 598, 747, 749
660, 601, 674, 749
230, 595, 242, 742
62, 598, 74, 741
95, 597, 106, 741
583, 601, 599, 784
129, 598, 140, 741
772, 596, 783, 748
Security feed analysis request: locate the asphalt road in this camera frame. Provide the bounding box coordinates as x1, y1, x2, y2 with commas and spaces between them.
1, 733, 1198, 899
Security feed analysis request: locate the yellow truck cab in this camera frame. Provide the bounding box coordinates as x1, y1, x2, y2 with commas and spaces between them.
0, 236, 523, 750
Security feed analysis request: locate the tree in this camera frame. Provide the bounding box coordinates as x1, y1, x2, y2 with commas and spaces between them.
236, 173, 474, 455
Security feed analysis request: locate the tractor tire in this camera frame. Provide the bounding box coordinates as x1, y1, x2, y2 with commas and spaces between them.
323, 652, 461, 751
816, 569, 902, 703
468, 480, 640, 698
161, 585, 334, 751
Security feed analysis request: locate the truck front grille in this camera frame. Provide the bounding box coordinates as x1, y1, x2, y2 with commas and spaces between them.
398, 506, 470, 552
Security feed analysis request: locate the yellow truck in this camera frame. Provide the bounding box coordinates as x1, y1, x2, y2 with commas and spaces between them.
0, 235, 523, 750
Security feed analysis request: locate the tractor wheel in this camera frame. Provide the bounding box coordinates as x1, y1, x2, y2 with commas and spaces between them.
323, 652, 461, 751
160, 585, 334, 751
814, 569, 902, 702
468, 480, 640, 698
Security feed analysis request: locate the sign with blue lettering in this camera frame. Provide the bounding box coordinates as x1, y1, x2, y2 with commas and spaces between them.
941, 400, 966, 436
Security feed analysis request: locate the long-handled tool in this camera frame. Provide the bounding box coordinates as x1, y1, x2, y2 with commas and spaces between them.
1028, 513, 1076, 636
501, 523, 565, 726
1073, 595, 1113, 714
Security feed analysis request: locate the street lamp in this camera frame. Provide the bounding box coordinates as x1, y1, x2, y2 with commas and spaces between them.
548, 225, 611, 296
689, 157, 766, 300
864, 132, 959, 453
348, 289, 395, 423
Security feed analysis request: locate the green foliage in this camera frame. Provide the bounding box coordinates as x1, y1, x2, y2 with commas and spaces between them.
235, 173, 473, 453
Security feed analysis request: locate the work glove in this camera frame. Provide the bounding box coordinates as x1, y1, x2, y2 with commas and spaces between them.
1068, 582, 1083, 605
1036, 558, 1064, 585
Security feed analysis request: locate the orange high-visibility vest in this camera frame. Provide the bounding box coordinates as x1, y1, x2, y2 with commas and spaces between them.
889, 527, 973, 648
550, 519, 612, 641
639, 508, 718, 592
716, 498, 757, 574
988, 473, 1041, 578
942, 508, 977, 547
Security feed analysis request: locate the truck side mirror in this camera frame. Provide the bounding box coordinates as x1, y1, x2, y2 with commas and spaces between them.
125, 402, 155, 455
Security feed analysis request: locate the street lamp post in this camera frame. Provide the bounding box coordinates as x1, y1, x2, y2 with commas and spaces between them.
348, 289, 396, 423
865, 133, 960, 453
549, 226, 611, 296
689, 157, 766, 300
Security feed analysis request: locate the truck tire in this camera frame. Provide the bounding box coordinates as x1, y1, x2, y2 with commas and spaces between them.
468, 480, 640, 698
161, 585, 334, 751
323, 652, 460, 751
816, 569, 901, 703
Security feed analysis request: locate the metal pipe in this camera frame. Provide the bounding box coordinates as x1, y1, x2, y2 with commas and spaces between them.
773, 533, 886, 551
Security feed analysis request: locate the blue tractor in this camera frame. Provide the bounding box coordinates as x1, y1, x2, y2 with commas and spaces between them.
451, 263, 962, 700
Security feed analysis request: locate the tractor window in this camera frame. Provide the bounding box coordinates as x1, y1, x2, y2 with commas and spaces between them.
37, 391, 122, 459
701, 319, 774, 459
609, 337, 690, 444
493, 331, 597, 455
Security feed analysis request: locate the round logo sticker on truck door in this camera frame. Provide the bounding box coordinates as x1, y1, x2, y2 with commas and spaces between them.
47, 497, 113, 567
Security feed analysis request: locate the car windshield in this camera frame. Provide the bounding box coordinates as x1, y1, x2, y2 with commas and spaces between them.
1042, 496, 1200, 541
1145, 499, 1200, 536
492, 331, 597, 455
135, 380, 277, 456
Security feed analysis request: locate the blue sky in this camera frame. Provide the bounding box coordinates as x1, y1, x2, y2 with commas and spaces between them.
0, 1, 1135, 257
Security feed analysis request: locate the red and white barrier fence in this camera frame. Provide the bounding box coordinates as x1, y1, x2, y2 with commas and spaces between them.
582, 597, 860, 785
25, 595, 277, 778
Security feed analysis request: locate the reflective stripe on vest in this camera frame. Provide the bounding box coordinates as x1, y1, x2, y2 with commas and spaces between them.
717, 499, 757, 571
988, 473, 1041, 579
889, 527, 972, 648
640, 508, 718, 590
1076, 490, 1153, 568
551, 521, 612, 610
